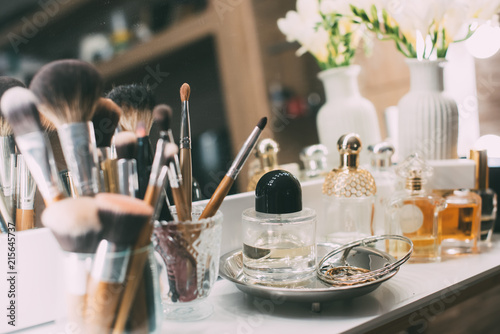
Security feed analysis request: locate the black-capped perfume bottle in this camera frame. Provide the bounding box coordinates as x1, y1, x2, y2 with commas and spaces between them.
242, 170, 316, 282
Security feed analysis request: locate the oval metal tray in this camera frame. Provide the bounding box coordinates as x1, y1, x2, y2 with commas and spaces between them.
219, 248, 399, 303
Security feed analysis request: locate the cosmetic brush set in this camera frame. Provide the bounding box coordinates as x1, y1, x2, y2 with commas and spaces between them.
0, 59, 267, 332
0, 77, 37, 233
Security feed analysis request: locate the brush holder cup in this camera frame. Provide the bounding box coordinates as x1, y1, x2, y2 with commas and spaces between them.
55, 244, 162, 334
153, 205, 223, 321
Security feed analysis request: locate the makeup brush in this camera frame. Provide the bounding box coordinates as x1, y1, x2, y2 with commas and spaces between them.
86, 193, 153, 333
144, 143, 178, 221
179, 83, 192, 216
0, 77, 25, 215
113, 131, 139, 197
107, 84, 156, 133
199, 117, 267, 219
0, 87, 65, 206
92, 98, 122, 192
134, 122, 153, 199
30, 59, 102, 197
15, 155, 36, 231
41, 197, 102, 328
108, 84, 156, 199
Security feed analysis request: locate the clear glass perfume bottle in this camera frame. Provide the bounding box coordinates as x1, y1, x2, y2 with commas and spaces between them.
242, 170, 316, 283
367, 142, 397, 235
471, 149, 497, 246
247, 138, 280, 192
386, 154, 445, 262
321, 133, 376, 247
299, 144, 329, 180
436, 189, 481, 255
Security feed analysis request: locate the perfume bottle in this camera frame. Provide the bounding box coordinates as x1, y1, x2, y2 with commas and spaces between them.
386, 154, 445, 262
471, 149, 497, 246
321, 133, 376, 247
242, 170, 316, 283
436, 189, 481, 255
299, 144, 329, 180
367, 142, 397, 235
247, 138, 280, 192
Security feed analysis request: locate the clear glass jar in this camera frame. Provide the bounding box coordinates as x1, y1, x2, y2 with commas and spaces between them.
153, 205, 223, 321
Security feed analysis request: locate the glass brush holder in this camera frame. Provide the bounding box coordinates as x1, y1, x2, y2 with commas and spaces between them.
153, 205, 223, 321
56, 244, 162, 334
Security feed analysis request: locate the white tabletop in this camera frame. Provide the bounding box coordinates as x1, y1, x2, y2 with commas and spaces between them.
18, 238, 500, 334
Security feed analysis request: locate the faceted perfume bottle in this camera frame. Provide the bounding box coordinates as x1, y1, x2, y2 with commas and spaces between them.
471, 149, 498, 246
367, 142, 397, 235
321, 133, 376, 247
242, 170, 316, 283
299, 144, 329, 180
386, 154, 445, 262
247, 138, 280, 192
436, 189, 481, 255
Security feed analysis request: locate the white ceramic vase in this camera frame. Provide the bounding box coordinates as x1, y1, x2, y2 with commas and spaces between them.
397, 59, 459, 160
316, 65, 381, 167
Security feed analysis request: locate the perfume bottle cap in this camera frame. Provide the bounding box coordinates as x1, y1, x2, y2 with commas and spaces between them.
255, 170, 302, 214
396, 154, 432, 191
256, 138, 279, 169
338, 133, 361, 168
368, 142, 394, 168
300, 144, 329, 177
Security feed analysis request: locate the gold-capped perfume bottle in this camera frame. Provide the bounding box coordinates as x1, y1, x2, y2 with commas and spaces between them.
321, 133, 376, 247
247, 138, 280, 192
386, 154, 445, 262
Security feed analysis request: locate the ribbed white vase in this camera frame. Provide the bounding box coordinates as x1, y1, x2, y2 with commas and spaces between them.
316, 65, 381, 167
398, 59, 458, 160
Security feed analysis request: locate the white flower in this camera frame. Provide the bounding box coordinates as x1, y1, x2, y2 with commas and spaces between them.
320, 0, 352, 16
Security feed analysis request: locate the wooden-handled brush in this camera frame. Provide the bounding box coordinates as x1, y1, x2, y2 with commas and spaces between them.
199, 117, 267, 219
86, 193, 153, 334
179, 83, 192, 217
91, 98, 122, 193
30, 59, 103, 197
0, 87, 65, 206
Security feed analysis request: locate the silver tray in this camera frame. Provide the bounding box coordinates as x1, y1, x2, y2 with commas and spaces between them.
219, 248, 399, 304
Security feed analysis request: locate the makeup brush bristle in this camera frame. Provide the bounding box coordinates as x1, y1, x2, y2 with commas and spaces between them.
164, 142, 179, 162
114, 131, 138, 160
30, 59, 103, 127
41, 197, 102, 253
107, 84, 156, 133
0, 76, 26, 136
0, 87, 44, 137
92, 98, 122, 148
180, 83, 190, 102
257, 117, 268, 130
96, 193, 153, 247
152, 104, 172, 134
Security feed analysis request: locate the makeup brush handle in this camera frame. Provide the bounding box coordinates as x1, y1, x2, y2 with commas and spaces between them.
85, 278, 124, 334
180, 148, 192, 218
127, 274, 149, 333
171, 186, 190, 222
15, 209, 34, 231
199, 175, 234, 219
44, 192, 66, 206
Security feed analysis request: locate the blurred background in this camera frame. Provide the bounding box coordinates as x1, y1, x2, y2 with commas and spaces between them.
1, 0, 499, 197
